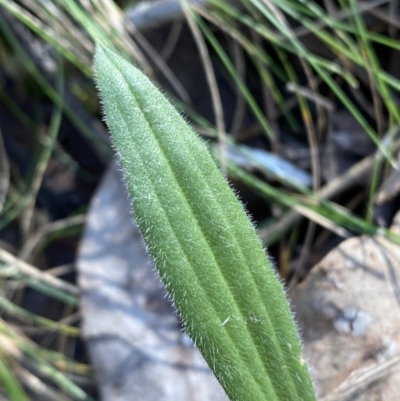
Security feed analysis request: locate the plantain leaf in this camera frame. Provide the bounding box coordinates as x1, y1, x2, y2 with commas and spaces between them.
93, 43, 316, 401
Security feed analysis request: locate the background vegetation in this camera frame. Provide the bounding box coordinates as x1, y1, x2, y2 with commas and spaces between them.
0, 0, 399, 399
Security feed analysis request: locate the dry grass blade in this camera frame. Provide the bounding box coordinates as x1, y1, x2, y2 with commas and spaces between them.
260, 135, 400, 243
285, 82, 335, 112
292, 204, 351, 238
0, 130, 9, 215
20, 52, 63, 240
13, 365, 71, 401
293, 0, 390, 39
249, 30, 282, 147
87, 0, 151, 71
0, 249, 79, 297
161, 20, 184, 61
124, 17, 192, 104
0, 322, 93, 400
18, 214, 86, 262
180, 0, 227, 172
229, 39, 247, 137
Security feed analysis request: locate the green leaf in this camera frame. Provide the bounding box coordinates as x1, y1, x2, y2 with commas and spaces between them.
93, 43, 316, 401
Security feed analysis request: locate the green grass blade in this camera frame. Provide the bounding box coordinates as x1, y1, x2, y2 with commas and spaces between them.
0, 321, 92, 401
0, 10, 110, 160
0, 351, 29, 401
193, 16, 276, 140
0, 0, 91, 75
93, 43, 316, 401
0, 296, 80, 337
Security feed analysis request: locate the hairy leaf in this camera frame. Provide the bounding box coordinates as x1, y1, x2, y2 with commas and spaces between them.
93, 43, 316, 401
